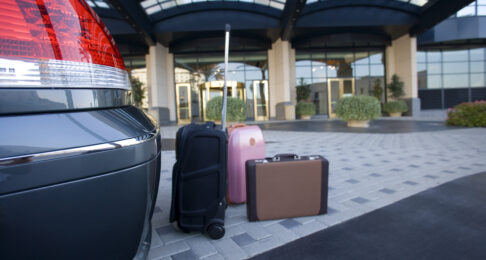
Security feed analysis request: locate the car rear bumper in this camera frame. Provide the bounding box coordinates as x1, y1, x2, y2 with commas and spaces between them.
0, 106, 161, 259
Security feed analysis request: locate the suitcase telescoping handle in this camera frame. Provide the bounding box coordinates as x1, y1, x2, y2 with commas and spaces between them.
221, 24, 231, 132
272, 154, 300, 161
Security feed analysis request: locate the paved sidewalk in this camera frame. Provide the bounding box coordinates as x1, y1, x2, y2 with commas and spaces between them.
150, 127, 486, 260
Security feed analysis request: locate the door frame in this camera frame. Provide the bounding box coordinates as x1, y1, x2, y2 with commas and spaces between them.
252, 80, 269, 121
175, 83, 192, 124
327, 78, 355, 118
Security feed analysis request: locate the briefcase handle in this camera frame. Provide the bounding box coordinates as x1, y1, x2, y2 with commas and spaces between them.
272, 154, 300, 161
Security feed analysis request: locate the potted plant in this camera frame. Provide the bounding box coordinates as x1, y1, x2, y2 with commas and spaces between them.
130, 77, 146, 108
384, 74, 408, 116
296, 102, 316, 120
336, 96, 381, 128
372, 78, 383, 101
206, 96, 247, 122
383, 100, 408, 117
295, 78, 315, 119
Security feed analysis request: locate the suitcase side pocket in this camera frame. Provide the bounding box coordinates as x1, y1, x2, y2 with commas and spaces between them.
318, 157, 330, 215
245, 160, 259, 221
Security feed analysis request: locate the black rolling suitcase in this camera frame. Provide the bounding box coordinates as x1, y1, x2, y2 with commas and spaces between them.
169, 122, 227, 239
169, 24, 231, 240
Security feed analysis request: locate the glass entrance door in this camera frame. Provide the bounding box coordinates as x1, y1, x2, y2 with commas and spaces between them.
176, 83, 191, 123
252, 80, 269, 121
327, 78, 354, 118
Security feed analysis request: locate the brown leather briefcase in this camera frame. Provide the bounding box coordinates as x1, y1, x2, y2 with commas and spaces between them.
245, 154, 329, 221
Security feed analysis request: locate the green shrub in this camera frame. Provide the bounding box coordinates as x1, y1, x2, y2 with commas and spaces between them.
296, 102, 316, 116
446, 101, 486, 127
383, 100, 408, 113
387, 74, 405, 99
336, 96, 381, 121
297, 78, 311, 102
206, 96, 247, 122
372, 78, 383, 101
130, 77, 145, 107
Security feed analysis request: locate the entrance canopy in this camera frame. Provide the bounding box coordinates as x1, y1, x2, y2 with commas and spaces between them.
90, 0, 475, 61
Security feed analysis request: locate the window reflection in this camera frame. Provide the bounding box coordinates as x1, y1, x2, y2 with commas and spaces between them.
174, 52, 268, 122
417, 48, 486, 89
295, 49, 385, 116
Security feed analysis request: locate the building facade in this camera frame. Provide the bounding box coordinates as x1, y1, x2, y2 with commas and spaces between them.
90, 0, 482, 124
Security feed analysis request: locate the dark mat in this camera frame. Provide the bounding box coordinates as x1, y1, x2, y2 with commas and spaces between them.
253, 120, 461, 133
252, 172, 486, 260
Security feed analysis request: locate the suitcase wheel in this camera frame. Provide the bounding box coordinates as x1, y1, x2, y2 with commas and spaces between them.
207, 224, 225, 240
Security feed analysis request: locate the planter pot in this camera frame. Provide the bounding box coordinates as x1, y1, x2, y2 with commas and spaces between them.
389, 112, 402, 117
300, 115, 311, 120
347, 120, 370, 128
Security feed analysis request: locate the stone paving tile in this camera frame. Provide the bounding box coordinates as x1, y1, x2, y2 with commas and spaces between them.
151, 229, 163, 249
265, 222, 299, 244
200, 253, 224, 260
241, 234, 282, 258
224, 225, 246, 237
379, 188, 396, 194
239, 223, 272, 240
156, 225, 197, 245
231, 233, 256, 247
185, 236, 218, 258
279, 219, 302, 229
149, 127, 486, 260
171, 249, 198, 260
290, 220, 328, 238
148, 241, 189, 260
210, 238, 248, 260
403, 180, 418, 186
351, 197, 370, 204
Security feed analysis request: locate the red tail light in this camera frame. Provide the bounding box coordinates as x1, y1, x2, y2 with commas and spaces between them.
0, 0, 129, 89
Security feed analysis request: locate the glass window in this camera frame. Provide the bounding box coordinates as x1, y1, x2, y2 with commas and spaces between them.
370, 65, 384, 76
174, 51, 268, 122
297, 77, 312, 86
457, 5, 476, 17
369, 52, 383, 64
443, 50, 468, 62
312, 78, 326, 84
355, 65, 369, 77
295, 49, 384, 115
479, 5, 486, 16
427, 51, 441, 62
296, 66, 312, 78
312, 66, 326, 78
444, 74, 469, 88
427, 75, 441, 89
417, 51, 426, 63
354, 52, 369, 65
296, 60, 312, 66
471, 73, 485, 87
427, 63, 441, 74
418, 70, 427, 89
470, 48, 485, 61
327, 65, 337, 78
470, 61, 485, 73
227, 70, 246, 82
417, 63, 426, 72
443, 62, 469, 74
245, 70, 264, 80
295, 52, 311, 66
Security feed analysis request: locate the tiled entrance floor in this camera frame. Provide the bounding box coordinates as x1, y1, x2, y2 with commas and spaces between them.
150, 126, 486, 260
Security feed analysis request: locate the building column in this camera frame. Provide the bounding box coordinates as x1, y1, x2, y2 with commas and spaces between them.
268, 39, 296, 120
146, 43, 176, 125
386, 34, 420, 116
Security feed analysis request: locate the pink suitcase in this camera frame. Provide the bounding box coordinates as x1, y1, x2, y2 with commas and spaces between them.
227, 124, 266, 204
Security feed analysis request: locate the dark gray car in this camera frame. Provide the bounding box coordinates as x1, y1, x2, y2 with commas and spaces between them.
0, 1, 161, 259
